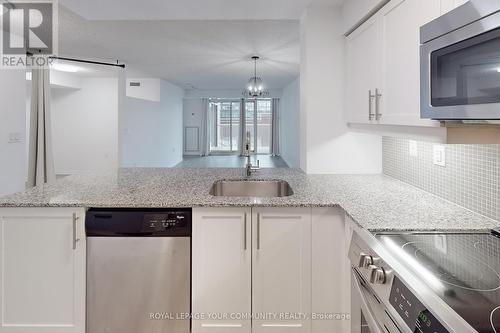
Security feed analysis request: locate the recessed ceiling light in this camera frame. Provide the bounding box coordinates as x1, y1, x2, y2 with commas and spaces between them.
51, 63, 80, 73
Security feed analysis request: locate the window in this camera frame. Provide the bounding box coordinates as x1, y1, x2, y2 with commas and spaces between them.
209, 98, 273, 154
245, 99, 272, 154
209, 100, 240, 152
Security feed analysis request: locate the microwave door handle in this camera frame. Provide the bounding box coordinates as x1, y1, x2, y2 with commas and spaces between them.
352, 270, 385, 333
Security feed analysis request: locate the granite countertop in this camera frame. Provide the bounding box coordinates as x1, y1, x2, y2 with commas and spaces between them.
0, 168, 497, 232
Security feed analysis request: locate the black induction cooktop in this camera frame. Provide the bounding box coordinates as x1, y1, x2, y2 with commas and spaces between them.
376, 231, 500, 333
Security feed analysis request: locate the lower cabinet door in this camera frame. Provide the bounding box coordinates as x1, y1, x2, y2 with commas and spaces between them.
252, 208, 312, 333
192, 208, 252, 333
0, 208, 86, 333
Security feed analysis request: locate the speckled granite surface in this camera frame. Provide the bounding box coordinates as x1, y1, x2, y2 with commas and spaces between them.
0, 168, 497, 232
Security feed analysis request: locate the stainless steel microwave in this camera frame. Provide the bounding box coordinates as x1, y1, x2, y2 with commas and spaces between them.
420, 0, 500, 120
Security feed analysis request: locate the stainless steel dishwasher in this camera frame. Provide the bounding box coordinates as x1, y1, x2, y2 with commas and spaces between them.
86, 208, 191, 333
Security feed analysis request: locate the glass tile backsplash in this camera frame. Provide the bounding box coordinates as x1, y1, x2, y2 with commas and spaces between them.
383, 137, 500, 222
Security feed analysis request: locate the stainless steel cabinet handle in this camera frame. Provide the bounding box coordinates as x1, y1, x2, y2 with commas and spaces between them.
375, 88, 382, 120
368, 90, 375, 121
243, 212, 247, 250
72, 213, 80, 250
257, 213, 261, 250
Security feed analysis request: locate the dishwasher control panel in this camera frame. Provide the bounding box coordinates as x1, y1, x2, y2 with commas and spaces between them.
86, 208, 191, 237
142, 212, 189, 232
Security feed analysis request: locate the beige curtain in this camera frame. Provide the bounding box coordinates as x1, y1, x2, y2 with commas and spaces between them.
27, 68, 55, 187
271, 98, 280, 156
238, 98, 247, 156
200, 98, 210, 156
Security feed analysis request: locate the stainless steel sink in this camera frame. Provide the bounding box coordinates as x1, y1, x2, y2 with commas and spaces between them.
210, 180, 294, 197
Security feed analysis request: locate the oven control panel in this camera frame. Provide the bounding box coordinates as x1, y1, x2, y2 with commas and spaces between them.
390, 276, 449, 333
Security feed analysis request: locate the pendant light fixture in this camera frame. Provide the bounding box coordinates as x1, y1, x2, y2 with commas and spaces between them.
243, 55, 269, 98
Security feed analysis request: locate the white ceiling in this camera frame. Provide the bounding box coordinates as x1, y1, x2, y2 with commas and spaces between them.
59, 0, 343, 20
58, 6, 301, 90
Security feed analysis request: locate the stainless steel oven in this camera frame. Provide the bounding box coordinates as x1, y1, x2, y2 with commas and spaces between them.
420, 0, 500, 119
351, 269, 402, 333
348, 229, 487, 333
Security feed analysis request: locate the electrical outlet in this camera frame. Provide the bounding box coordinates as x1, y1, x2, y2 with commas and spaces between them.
409, 140, 418, 157
434, 235, 447, 254
433, 145, 446, 167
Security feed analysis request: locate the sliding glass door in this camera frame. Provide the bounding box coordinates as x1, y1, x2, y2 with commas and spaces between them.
209, 99, 272, 155
209, 100, 240, 153
245, 99, 272, 154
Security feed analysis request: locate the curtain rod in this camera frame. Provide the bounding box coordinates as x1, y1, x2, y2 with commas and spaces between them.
49, 56, 126, 68
26, 53, 125, 68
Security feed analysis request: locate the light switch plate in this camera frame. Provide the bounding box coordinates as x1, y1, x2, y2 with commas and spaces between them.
433, 145, 446, 167
8, 132, 22, 143
409, 140, 418, 157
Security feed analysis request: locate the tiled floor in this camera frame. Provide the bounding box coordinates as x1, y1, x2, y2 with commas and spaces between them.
174, 155, 289, 168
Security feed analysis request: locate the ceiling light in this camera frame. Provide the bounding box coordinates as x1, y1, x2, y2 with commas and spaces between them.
51, 62, 80, 73
243, 55, 269, 98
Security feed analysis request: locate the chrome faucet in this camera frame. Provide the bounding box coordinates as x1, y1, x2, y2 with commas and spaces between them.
244, 131, 260, 177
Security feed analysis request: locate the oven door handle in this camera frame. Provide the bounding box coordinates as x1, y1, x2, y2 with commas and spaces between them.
352, 269, 386, 333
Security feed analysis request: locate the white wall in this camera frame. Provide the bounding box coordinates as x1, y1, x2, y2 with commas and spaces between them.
0, 70, 26, 196
121, 79, 184, 167
183, 98, 204, 156
280, 77, 301, 168
26, 70, 83, 89
300, 4, 382, 174
51, 78, 119, 174
126, 78, 161, 102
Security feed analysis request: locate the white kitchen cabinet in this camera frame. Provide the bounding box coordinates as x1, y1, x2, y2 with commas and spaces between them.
346, 15, 381, 124
311, 208, 349, 333
345, 0, 443, 128
378, 0, 441, 127
0, 207, 86, 333
342, 0, 389, 34
192, 207, 347, 333
251, 208, 311, 333
192, 207, 252, 333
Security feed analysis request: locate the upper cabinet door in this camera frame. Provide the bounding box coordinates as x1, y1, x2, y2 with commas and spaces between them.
192, 208, 252, 333
378, 0, 441, 127
342, 0, 389, 34
0, 208, 86, 333
251, 208, 311, 333
346, 16, 381, 124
